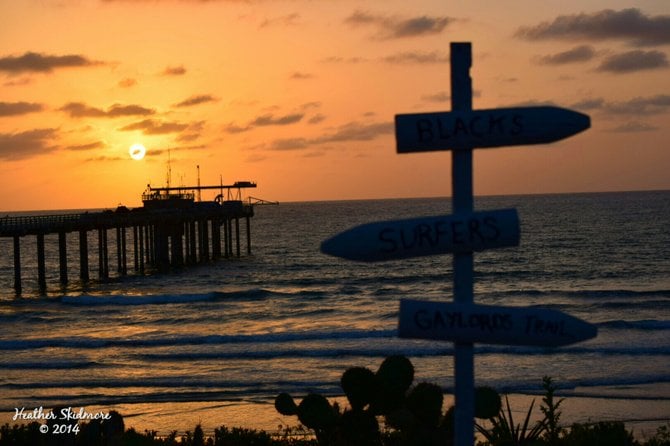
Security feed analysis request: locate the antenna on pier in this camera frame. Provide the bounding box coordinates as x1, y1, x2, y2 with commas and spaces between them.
197, 165, 201, 202
166, 149, 172, 190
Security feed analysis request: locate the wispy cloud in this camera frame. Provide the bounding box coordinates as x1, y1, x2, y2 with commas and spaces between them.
570, 98, 606, 111
570, 94, 670, 116
260, 13, 300, 28
314, 121, 393, 144
608, 121, 659, 133
161, 65, 187, 76
345, 10, 455, 40
382, 51, 450, 64
60, 102, 155, 118
597, 50, 668, 73
515, 8, 670, 47
322, 56, 369, 64
0, 128, 58, 161
251, 113, 303, 126
308, 114, 326, 124
0, 52, 103, 74
224, 112, 305, 133
535, 45, 597, 65
261, 120, 393, 151
118, 78, 137, 88
64, 141, 107, 151
119, 118, 190, 134
174, 94, 218, 107
290, 72, 314, 80
0, 101, 44, 117
3, 77, 32, 87
421, 92, 451, 103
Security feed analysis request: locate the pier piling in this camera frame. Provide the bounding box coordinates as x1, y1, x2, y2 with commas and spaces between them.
79, 230, 89, 282
58, 232, 68, 285
37, 234, 46, 291
13, 236, 21, 293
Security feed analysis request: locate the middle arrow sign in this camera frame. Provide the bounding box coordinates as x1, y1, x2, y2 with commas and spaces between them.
321, 208, 520, 262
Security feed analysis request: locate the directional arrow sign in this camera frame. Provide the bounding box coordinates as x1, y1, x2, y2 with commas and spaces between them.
398, 299, 597, 347
395, 106, 590, 153
321, 208, 519, 262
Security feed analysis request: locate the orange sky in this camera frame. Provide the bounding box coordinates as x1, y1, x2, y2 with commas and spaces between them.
1, 0, 669, 211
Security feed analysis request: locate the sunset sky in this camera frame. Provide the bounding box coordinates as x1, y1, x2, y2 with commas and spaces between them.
1, 0, 669, 211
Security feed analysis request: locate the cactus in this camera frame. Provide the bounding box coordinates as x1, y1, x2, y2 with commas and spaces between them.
475, 385, 502, 420
406, 382, 444, 428
340, 409, 382, 446
297, 393, 339, 431
274, 392, 298, 416
273, 355, 503, 446
340, 366, 376, 411
376, 355, 414, 395
372, 355, 414, 415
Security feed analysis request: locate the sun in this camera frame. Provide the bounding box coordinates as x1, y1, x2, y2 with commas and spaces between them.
129, 143, 146, 160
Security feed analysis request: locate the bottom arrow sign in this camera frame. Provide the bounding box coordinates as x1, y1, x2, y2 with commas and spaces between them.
398, 299, 597, 347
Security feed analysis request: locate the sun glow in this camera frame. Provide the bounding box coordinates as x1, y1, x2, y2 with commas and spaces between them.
129, 143, 146, 160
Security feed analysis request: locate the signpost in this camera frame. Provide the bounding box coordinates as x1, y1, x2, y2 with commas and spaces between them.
398, 299, 597, 347
395, 106, 591, 153
320, 42, 594, 446
320, 209, 519, 262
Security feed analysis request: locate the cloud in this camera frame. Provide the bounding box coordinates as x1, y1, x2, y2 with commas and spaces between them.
223, 123, 251, 134
161, 65, 186, 76
268, 138, 309, 151
596, 50, 669, 73
308, 114, 326, 124
314, 121, 393, 143
60, 102, 155, 118
64, 141, 107, 151
514, 8, 670, 47
570, 98, 606, 111
176, 132, 201, 142
251, 113, 303, 126
605, 94, 670, 115
382, 51, 450, 64
174, 94, 218, 107
322, 56, 368, 64
3, 77, 32, 87
263, 120, 393, 151
0, 101, 44, 117
608, 121, 659, 132
119, 119, 189, 134
0, 52, 102, 74
290, 72, 314, 80
224, 112, 305, 133
118, 78, 137, 88
345, 10, 454, 40
569, 94, 670, 117
535, 45, 597, 65
0, 128, 58, 160
260, 13, 300, 28
421, 92, 451, 103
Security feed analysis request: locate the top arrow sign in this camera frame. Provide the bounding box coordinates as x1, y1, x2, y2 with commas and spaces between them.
395, 106, 590, 153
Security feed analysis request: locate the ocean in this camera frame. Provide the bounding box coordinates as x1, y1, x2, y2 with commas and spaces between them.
0, 191, 669, 436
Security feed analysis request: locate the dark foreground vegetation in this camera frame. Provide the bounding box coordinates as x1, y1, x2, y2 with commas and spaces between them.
2, 356, 668, 445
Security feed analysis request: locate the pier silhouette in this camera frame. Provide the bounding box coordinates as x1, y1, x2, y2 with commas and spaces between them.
1, 181, 276, 293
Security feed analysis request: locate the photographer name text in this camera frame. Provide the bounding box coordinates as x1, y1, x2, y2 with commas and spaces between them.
13, 406, 112, 422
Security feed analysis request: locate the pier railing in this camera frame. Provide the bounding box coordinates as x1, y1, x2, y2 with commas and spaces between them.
0, 214, 84, 236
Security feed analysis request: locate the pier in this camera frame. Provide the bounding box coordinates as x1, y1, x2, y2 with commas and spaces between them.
0, 181, 275, 293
